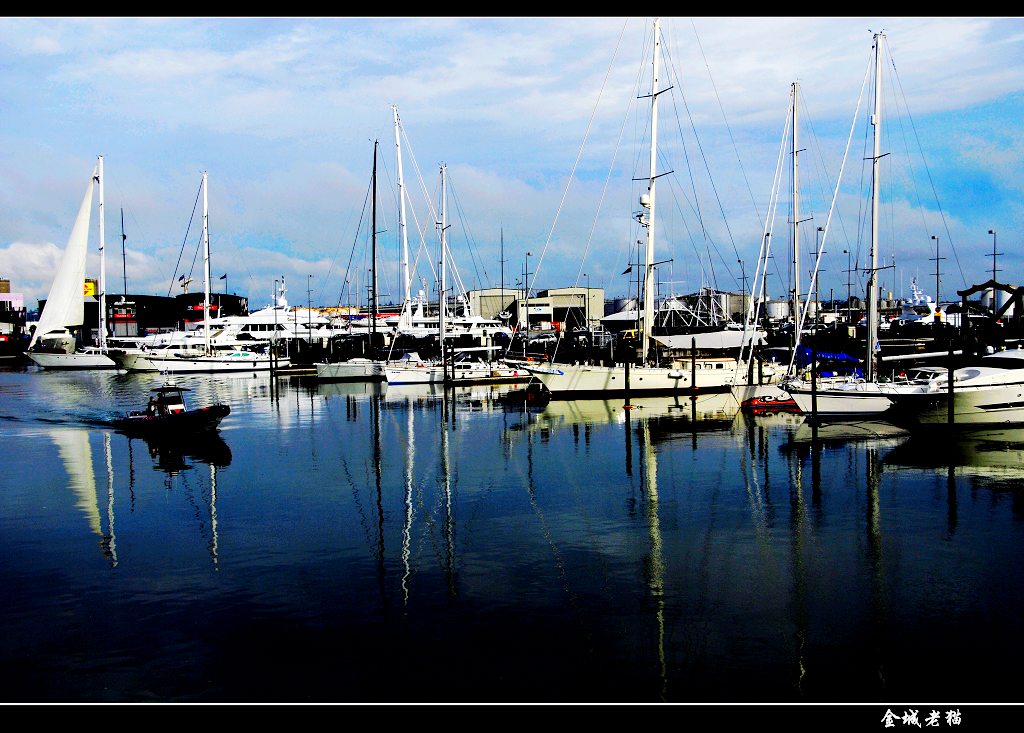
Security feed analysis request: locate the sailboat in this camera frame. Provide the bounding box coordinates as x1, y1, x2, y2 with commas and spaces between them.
383, 106, 511, 344
782, 32, 927, 418
27, 156, 117, 369
316, 139, 389, 382
523, 18, 777, 398
145, 172, 289, 373
385, 162, 451, 385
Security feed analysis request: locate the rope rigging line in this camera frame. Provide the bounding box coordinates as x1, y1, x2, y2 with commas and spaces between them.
447, 177, 486, 291
661, 33, 742, 288
334, 171, 373, 309
167, 176, 204, 297
689, 18, 764, 227
542, 18, 630, 366
401, 127, 448, 299
571, 18, 632, 291
887, 49, 968, 289
800, 94, 858, 277
787, 48, 873, 378
526, 17, 629, 301
738, 96, 791, 367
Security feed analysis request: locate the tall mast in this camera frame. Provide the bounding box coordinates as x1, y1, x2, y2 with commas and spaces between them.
439, 164, 448, 344
393, 106, 411, 324
866, 33, 884, 381
640, 17, 662, 364
791, 82, 800, 341
120, 208, 127, 297
97, 154, 106, 349
371, 140, 379, 337
202, 171, 210, 355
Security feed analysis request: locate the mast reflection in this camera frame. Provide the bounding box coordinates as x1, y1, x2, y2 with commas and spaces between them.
638, 414, 667, 700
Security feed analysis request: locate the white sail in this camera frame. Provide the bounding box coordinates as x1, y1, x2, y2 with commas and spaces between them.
30, 171, 96, 349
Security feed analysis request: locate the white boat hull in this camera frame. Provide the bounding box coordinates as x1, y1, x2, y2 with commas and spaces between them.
654, 328, 767, 351
107, 349, 164, 372
785, 380, 895, 417
146, 352, 288, 373
447, 361, 531, 384
315, 359, 384, 381
385, 364, 444, 385
891, 379, 1024, 426
524, 359, 742, 397
27, 350, 117, 369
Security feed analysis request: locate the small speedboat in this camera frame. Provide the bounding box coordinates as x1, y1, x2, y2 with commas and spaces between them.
112, 385, 230, 435
741, 394, 800, 414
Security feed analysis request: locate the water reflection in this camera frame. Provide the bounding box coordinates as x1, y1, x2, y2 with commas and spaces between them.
637, 412, 667, 699
50, 427, 119, 566
8, 369, 1024, 702
788, 418, 910, 446
133, 431, 233, 475
884, 427, 1024, 480
884, 428, 1024, 523
531, 391, 740, 431
50, 428, 103, 538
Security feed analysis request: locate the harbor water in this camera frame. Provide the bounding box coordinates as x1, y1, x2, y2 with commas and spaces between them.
2, 366, 1023, 704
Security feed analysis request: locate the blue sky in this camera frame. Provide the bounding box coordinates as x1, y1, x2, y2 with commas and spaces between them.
1, 16, 1021, 311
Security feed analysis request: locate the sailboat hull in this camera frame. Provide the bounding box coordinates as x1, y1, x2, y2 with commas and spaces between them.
316, 359, 385, 381
524, 361, 741, 398
146, 352, 287, 373
385, 364, 444, 385
785, 382, 894, 417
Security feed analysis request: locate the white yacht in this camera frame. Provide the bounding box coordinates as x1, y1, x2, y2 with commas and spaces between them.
887, 348, 1024, 426
138, 173, 288, 374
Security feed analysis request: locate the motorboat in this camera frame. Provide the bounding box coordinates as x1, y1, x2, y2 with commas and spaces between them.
111, 385, 230, 435
887, 348, 1024, 426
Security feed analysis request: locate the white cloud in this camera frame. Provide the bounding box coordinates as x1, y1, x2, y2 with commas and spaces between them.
0, 16, 1021, 307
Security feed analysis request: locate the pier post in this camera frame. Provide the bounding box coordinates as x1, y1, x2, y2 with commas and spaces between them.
947, 338, 955, 426
690, 337, 697, 401
624, 352, 631, 407
810, 344, 818, 419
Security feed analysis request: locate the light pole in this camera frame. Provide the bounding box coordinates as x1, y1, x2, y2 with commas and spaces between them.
929, 236, 943, 305
814, 227, 824, 319
273, 278, 279, 367
842, 248, 852, 323
582, 272, 589, 331
988, 229, 1001, 316
524, 248, 532, 335
737, 259, 746, 318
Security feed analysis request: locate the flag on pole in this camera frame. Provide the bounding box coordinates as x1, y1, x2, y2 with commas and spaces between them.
622, 266, 632, 275
178, 274, 185, 281
219, 273, 227, 280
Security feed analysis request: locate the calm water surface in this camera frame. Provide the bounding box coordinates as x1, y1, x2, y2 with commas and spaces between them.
1, 365, 1022, 703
